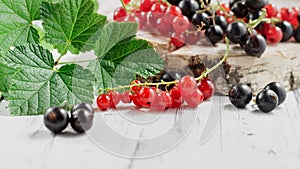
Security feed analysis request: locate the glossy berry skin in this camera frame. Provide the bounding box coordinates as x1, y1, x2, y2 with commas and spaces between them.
293, 27, 300, 42
121, 91, 133, 103
70, 103, 94, 133
140, 0, 157, 12
229, 0, 240, 9
113, 7, 127, 21
165, 6, 182, 16
178, 0, 200, 20
172, 16, 190, 33
179, 76, 197, 97
280, 8, 295, 22
96, 94, 111, 111
244, 34, 266, 57
169, 86, 183, 108
228, 84, 253, 108
184, 31, 201, 45
108, 91, 121, 108
44, 107, 69, 134
137, 87, 155, 108
231, 1, 249, 18
151, 91, 168, 111
184, 89, 204, 108
197, 78, 215, 100
205, 25, 224, 45
167, 0, 181, 6
192, 12, 211, 30
264, 4, 278, 18
256, 89, 278, 113
123, 0, 131, 4
171, 32, 185, 47
276, 21, 293, 42
265, 26, 283, 44
215, 15, 228, 31
226, 22, 247, 44
264, 82, 286, 105
132, 94, 143, 107
134, 12, 148, 28
156, 16, 175, 36
245, 0, 266, 10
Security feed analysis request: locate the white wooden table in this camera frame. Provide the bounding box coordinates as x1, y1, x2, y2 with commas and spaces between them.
1, 0, 300, 169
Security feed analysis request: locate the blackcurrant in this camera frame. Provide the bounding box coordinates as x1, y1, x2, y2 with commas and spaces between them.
192, 12, 211, 30
226, 22, 248, 44
245, 0, 266, 10
247, 10, 263, 21
229, 0, 240, 9
70, 103, 94, 133
229, 84, 253, 108
44, 107, 69, 134
231, 1, 249, 18
205, 25, 224, 45
244, 34, 266, 57
0, 95, 4, 101
256, 89, 278, 113
293, 27, 300, 42
178, 0, 200, 20
167, 0, 182, 6
276, 21, 293, 42
264, 82, 286, 105
214, 15, 228, 31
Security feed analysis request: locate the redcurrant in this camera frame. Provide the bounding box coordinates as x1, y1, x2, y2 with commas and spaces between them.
184, 89, 204, 108
97, 94, 111, 111
121, 91, 133, 103
197, 78, 215, 100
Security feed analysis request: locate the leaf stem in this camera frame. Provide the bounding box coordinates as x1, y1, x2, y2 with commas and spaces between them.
58, 58, 97, 65
98, 37, 230, 94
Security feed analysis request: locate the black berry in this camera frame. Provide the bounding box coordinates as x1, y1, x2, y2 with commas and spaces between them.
205, 25, 224, 45
264, 82, 286, 105
229, 84, 253, 108
244, 34, 266, 57
245, 0, 266, 10
159, 69, 187, 91
167, 0, 182, 6
231, 1, 249, 18
214, 15, 228, 31
293, 27, 300, 42
226, 22, 248, 44
44, 107, 69, 134
276, 21, 293, 42
178, 0, 200, 20
70, 103, 94, 133
229, 0, 240, 9
256, 89, 278, 113
192, 12, 211, 30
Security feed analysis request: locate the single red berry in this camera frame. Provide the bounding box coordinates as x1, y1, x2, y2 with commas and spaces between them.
265, 25, 283, 44
140, 0, 157, 12
130, 80, 142, 94
164, 92, 172, 109
151, 2, 167, 13
179, 76, 197, 97
156, 16, 175, 36
172, 15, 190, 33
151, 91, 168, 111
171, 32, 185, 47
184, 89, 204, 108
132, 94, 143, 107
96, 94, 111, 111
108, 91, 121, 108
264, 4, 278, 18
113, 7, 127, 21
197, 78, 215, 100
133, 12, 148, 28
169, 86, 183, 108
121, 91, 133, 103
137, 87, 155, 108
165, 6, 182, 17
184, 31, 201, 45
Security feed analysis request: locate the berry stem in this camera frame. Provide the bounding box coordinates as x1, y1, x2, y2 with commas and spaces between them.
98, 37, 230, 94
58, 59, 97, 65
120, 0, 129, 12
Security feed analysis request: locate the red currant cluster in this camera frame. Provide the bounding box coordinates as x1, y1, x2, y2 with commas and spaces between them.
113, 0, 201, 47
96, 76, 215, 111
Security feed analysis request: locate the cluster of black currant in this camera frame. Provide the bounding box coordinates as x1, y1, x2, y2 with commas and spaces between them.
44, 103, 94, 134
229, 82, 286, 113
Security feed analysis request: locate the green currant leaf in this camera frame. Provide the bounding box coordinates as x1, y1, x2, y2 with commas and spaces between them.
40, 0, 107, 55
1, 44, 94, 115
88, 39, 165, 89
0, 62, 17, 92
94, 22, 139, 58
0, 0, 41, 54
